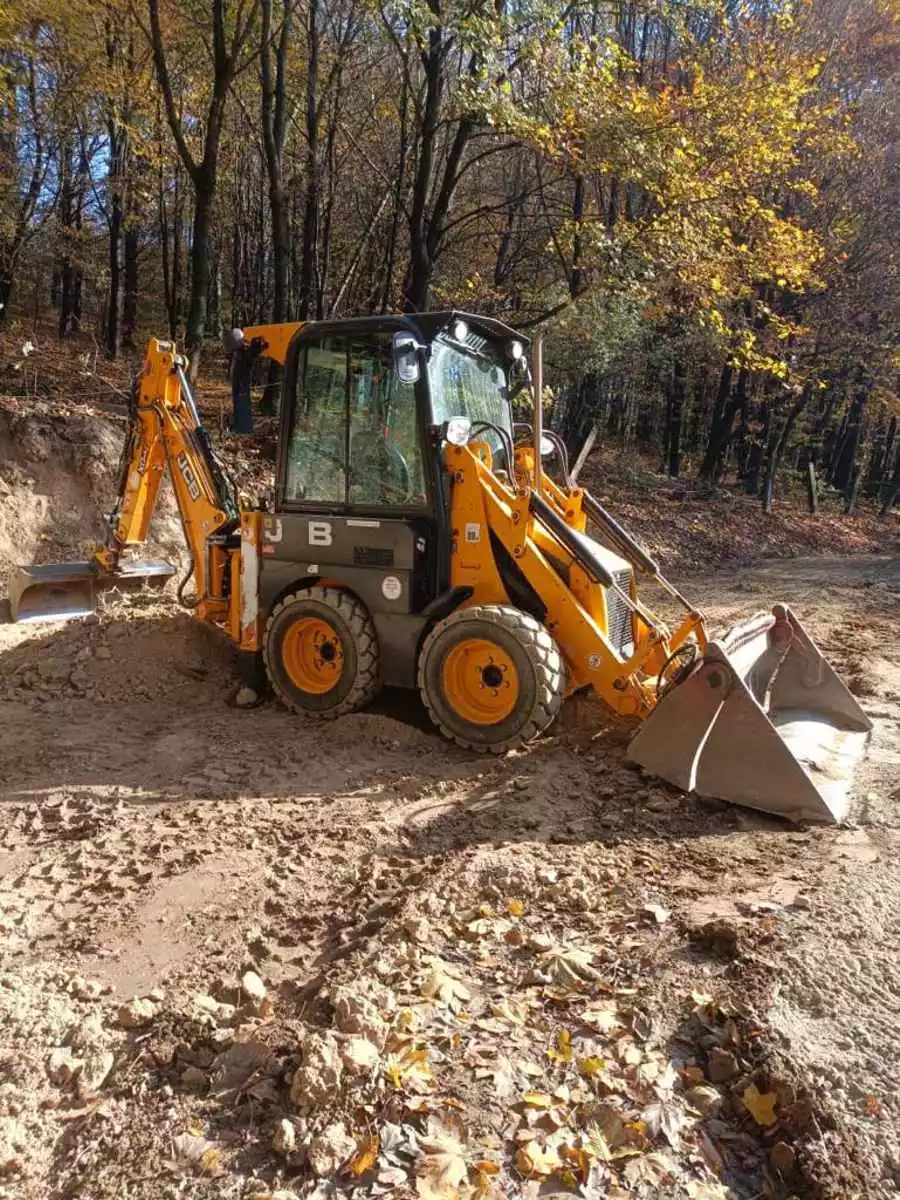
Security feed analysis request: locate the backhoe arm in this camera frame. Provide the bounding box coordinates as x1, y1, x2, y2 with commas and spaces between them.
94, 339, 238, 607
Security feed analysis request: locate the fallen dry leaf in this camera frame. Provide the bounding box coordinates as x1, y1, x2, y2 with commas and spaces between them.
416, 1122, 468, 1200
587, 1104, 627, 1149
346, 1133, 379, 1177
584, 1123, 613, 1162
200, 1147, 224, 1177
386, 1046, 435, 1095
473, 1159, 499, 1175
742, 1083, 778, 1127
515, 1139, 561, 1177
623, 1150, 675, 1185
422, 964, 472, 1011
582, 1003, 620, 1033
643, 903, 670, 925
578, 1056, 606, 1077
491, 997, 527, 1025
642, 1100, 688, 1150
517, 1060, 544, 1078
547, 1029, 572, 1063
541, 945, 600, 985
686, 1182, 730, 1199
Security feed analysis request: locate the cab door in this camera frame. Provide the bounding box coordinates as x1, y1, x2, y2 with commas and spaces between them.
265, 322, 442, 648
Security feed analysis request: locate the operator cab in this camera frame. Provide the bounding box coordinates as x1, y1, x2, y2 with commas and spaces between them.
277, 312, 527, 513
261, 313, 530, 687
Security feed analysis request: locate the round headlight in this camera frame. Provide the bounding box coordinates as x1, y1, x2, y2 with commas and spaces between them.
445, 416, 472, 446
509, 340, 524, 360
452, 320, 469, 342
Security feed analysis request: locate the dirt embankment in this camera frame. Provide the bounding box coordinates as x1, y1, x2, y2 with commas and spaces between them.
0, 396, 186, 583
0, 399, 898, 1200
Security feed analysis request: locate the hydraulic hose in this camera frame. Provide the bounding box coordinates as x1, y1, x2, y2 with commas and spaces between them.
176, 561, 198, 609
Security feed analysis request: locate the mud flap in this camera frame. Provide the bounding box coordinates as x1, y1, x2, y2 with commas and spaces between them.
627, 605, 871, 823
8, 560, 176, 624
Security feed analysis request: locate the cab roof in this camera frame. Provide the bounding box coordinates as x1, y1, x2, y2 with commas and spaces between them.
404, 310, 530, 348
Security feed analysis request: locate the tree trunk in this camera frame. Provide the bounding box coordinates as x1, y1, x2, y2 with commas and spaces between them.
123, 224, 138, 347
404, 21, 443, 312
0, 269, 13, 321
299, 0, 320, 320
58, 140, 83, 339
761, 386, 810, 513
880, 448, 900, 517
184, 179, 214, 377
261, 0, 293, 328
831, 383, 868, 494
742, 398, 770, 495
666, 358, 685, 478
697, 363, 734, 483
148, 0, 255, 380
105, 126, 126, 358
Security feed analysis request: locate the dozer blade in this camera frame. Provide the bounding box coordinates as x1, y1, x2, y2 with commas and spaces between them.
627, 604, 871, 823
8, 560, 175, 624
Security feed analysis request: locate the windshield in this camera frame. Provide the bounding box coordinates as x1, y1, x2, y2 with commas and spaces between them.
428, 334, 513, 459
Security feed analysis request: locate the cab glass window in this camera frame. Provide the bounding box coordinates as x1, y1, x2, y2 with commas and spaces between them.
284, 339, 347, 504
284, 333, 427, 508
428, 335, 512, 460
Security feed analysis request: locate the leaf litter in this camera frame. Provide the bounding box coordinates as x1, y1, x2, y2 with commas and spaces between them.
72, 841, 847, 1200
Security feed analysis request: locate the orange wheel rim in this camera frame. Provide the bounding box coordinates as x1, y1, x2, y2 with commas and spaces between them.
442, 638, 519, 725
281, 616, 344, 695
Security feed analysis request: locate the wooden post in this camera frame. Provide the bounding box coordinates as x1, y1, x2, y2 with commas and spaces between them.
845, 465, 863, 516
807, 462, 819, 514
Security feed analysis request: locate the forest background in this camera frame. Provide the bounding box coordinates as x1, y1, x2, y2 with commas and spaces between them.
0, 0, 898, 515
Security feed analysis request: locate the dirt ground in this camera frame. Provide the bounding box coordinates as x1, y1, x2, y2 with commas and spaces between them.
1, 374, 899, 1199
0, 553, 898, 1200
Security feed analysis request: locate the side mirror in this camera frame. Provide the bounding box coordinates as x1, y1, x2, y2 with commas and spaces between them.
223, 327, 246, 353
392, 332, 422, 383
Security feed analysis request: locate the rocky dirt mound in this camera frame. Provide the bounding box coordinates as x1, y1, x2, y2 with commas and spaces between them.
0, 833, 873, 1200
0, 603, 235, 709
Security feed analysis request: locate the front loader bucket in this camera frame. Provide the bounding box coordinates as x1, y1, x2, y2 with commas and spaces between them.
8, 560, 175, 624
627, 605, 871, 823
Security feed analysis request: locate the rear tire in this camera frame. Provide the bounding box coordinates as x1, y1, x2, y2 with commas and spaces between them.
418, 604, 565, 753
264, 586, 380, 718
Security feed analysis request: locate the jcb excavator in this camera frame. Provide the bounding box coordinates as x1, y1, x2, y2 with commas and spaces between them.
8, 312, 870, 822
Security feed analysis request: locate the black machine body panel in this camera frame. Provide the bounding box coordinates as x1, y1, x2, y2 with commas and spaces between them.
258, 510, 431, 687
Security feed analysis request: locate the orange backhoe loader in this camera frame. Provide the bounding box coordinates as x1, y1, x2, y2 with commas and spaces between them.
8, 313, 871, 822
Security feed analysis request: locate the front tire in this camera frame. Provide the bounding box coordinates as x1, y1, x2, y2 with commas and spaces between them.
418, 605, 565, 753
264, 586, 380, 718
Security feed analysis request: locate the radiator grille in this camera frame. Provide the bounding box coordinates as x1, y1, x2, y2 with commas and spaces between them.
606, 567, 634, 655
353, 546, 393, 567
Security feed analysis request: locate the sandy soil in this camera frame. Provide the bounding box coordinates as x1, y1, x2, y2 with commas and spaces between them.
0, 554, 897, 1200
